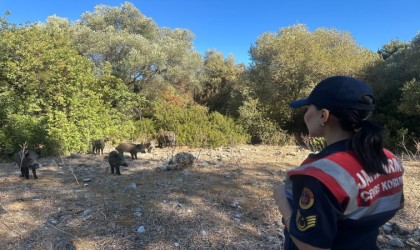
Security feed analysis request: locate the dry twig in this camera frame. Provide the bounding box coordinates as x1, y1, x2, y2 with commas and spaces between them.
58, 153, 80, 186
45, 222, 81, 240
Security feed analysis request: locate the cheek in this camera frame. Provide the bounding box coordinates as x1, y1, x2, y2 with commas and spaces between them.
304, 109, 313, 125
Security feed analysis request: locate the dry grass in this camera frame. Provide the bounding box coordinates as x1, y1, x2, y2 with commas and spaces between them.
0, 145, 418, 249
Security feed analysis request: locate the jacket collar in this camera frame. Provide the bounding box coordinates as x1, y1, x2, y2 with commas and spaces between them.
308, 139, 351, 159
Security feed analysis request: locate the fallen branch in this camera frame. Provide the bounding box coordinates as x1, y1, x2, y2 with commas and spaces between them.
0, 202, 23, 234
45, 222, 81, 240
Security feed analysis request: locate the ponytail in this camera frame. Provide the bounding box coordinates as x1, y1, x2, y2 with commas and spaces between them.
351, 120, 388, 175
329, 94, 388, 175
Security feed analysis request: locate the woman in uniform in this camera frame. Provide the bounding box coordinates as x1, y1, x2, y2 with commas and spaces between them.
273, 76, 404, 250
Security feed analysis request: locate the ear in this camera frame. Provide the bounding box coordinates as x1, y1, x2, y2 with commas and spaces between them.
320, 109, 330, 123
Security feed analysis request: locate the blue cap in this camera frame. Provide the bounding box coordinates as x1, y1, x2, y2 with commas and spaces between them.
289, 76, 375, 111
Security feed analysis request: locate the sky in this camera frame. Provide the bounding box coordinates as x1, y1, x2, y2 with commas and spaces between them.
2, 1, 420, 65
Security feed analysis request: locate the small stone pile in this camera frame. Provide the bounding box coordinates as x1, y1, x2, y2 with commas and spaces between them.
159, 152, 196, 171
377, 222, 420, 249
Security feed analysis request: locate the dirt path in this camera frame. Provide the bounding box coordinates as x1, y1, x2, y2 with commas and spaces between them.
0, 145, 418, 249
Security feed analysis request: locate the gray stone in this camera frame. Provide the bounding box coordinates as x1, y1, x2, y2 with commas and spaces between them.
382, 223, 393, 234
136, 225, 145, 233
389, 237, 405, 248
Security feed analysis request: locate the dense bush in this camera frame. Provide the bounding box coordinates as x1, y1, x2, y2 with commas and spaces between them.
133, 118, 156, 142
0, 114, 48, 155
151, 99, 247, 147
238, 97, 288, 145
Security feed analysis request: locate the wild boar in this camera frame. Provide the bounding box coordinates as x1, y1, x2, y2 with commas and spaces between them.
14, 150, 40, 179
92, 139, 105, 155
157, 131, 176, 148
108, 150, 128, 175
115, 142, 146, 159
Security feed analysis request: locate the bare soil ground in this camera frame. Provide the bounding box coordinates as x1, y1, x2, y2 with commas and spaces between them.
0, 145, 418, 250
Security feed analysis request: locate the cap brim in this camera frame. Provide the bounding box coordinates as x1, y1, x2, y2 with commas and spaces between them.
289, 99, 310, 108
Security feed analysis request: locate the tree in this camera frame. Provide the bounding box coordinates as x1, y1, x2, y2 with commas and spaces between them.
195, 50, 245, 116
0, 24, 126, 154
399, 34, 420, 119
248, 24, 380, 131
70, 2, 203, 98
377, 40, 410, 60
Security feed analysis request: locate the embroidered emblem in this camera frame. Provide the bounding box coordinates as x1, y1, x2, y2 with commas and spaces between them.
299, 187, 314, 209
296, 210, 317, 231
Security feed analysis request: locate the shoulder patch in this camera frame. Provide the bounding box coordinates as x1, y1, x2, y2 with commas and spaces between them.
296, 210, 317, 232
299, 187, 314, 209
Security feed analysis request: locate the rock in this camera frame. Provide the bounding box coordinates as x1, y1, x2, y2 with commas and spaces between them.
388, 237, 405, 248
127, 183, 137, 190
230, 201, 239, 208
69, 153, 81, 159
160, 152, 196, 171
136, 225, 145, 233
81, 209, 93, 217
382, 223, 393, 234
134, 208, 142, 217
406, 237, 420, 248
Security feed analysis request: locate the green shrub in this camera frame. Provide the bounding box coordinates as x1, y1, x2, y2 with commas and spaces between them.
152, 100, 248, 147
300, 134, 326, 152
238, 97, 288, 145
0, 114, 48, 154
133, 118, 156, 142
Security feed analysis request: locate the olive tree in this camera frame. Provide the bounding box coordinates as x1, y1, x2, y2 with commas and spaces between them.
71, 2, 203, 99
248, 24, 380, 131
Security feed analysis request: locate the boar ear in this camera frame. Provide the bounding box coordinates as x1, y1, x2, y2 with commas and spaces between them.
25, 151, 30, 157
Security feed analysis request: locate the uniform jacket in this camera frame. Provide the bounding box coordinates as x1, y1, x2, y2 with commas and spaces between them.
283, 140, 404, 249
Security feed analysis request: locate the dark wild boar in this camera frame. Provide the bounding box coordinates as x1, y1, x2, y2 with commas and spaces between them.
14, 150, 40, 179
115, 142, 146, 159
108, 150, 128, 175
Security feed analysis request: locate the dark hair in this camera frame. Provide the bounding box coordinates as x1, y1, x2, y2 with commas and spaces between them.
329, 95, 388, 175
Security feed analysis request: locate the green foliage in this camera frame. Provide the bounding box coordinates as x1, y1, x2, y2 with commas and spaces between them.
0, 114, 48, 154
238, 97, 287, 145
248, 24, 380, 132
1, 5, 419, 154
207, 112, 248, 146
384, 128, 409, 154
399, 78, 420, 116
365, 33, 420, 149
194, 50, 245, 116
377, 40, 410, 60
70, 2, 204, 99
151, 99, 247, 147
0, 24, 134, 154
133, 118, 156, 142
300, 134, 327, 153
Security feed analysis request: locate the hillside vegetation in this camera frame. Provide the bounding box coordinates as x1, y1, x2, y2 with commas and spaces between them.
0, 2, 419, 158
